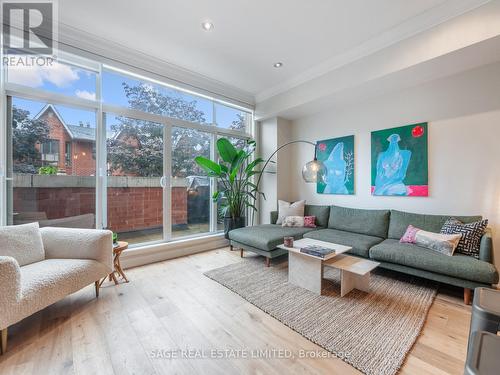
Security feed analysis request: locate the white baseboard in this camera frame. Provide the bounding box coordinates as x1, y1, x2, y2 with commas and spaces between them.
120, 233, 229, 269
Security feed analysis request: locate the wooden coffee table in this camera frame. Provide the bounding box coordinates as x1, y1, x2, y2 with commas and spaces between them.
278, 238, 379, 296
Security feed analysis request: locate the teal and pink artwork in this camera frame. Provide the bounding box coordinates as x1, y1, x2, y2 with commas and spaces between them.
371, 123, 428, 196
316, 135, 355, 195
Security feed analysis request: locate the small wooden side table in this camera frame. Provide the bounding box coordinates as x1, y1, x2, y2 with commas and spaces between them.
101, 241, 129, 286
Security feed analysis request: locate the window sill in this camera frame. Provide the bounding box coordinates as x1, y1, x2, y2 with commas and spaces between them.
120, 232, 228, 269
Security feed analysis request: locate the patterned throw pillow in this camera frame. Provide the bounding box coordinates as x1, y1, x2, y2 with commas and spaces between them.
400, 225, 419, 243
440, 218, 488, 258
303, 216, 316, 228
282, 216, 305, 227
400, 225, 462, 256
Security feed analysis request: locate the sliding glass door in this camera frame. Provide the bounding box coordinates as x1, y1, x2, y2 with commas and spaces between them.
105, 113, 166, 245
171, 126, 211, 238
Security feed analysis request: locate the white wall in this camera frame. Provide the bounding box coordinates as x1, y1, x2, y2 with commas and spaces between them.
276, 117, 293, 203
258, 118, 278, 224
257, 117, 294, 223
281, 62, 500, 270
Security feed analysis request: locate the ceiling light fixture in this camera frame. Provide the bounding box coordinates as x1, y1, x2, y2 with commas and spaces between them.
273, 62, 283, 68
201, 21, 214, 31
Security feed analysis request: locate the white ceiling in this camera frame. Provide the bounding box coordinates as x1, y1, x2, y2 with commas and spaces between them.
58, 0, 488, 101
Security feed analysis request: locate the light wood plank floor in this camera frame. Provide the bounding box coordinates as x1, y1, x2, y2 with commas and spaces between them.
0, 248, 472, 375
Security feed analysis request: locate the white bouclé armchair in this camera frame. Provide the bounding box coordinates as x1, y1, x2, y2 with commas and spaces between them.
0, 224, 113, 354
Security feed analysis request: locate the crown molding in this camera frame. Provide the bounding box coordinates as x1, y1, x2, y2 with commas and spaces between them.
57, 24, 255, 108
255, 0, 492, 103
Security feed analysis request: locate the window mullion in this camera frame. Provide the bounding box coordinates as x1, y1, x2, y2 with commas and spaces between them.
95, 64, 106, 229
210, 132, 217, 233
164, 122, 172, 241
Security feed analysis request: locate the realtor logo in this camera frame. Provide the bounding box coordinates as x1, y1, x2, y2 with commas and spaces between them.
2, 1, 57, 55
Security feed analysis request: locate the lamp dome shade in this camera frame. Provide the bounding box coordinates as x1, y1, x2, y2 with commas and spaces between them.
302, 159, 326, 183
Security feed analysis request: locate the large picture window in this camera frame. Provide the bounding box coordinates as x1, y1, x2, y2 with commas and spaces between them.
1, 54, 253, 247
8, 97, 97, 229
171, 127, 211, 238
105, 113, 165, 245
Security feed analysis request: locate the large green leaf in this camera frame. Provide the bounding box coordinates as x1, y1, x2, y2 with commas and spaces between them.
229, 166, 238, 183
245, 158, 264, 174
217, 138, 237, 163
230, 149, 245, 172
194, 156, 221, 175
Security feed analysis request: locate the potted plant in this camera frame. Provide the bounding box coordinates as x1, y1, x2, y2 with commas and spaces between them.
195, 138, 263, 239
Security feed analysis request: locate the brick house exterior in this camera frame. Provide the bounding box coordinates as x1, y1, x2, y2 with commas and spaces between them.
35, 104, 96, 176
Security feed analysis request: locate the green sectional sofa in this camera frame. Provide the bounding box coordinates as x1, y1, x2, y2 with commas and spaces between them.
228, 205, 498, 303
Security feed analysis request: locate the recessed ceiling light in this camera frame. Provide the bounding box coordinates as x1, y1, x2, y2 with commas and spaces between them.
201, 21, 214, 31
273, 62, 283, 68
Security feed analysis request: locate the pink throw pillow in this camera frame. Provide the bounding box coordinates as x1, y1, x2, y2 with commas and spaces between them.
400, 225, 419, 243
304, 216, 316, 228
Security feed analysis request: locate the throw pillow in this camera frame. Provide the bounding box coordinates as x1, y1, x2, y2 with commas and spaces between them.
400, 225, 419, 243
414, 230, 462, 256
440, 218, 488, 258
303, 216, 316, 228
0, 222, 45, 266
276, 200, 305, 225
282, 216, 305, 227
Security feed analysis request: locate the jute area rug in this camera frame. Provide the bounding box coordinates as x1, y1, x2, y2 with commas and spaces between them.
204, 257, 437, 375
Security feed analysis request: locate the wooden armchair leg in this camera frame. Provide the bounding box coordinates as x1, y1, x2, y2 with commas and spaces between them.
265, 258, 271, 267
240, 249, 244, 258
230, 244, 233, 251
95, 281, 100, 298
464, 288, 472, 305
1, 327, 7, 354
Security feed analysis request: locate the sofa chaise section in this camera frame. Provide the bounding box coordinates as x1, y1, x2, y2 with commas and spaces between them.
229, 205, 330, 266
229, 224, 318, 266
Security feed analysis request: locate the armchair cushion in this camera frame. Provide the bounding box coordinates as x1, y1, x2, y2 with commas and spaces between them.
41, 227, 113, 272
0, 223, 44, 266
21, 259, 108, 301
1, 259, 108, 330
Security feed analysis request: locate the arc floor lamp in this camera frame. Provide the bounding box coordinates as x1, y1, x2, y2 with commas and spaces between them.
252, 140, 327, 224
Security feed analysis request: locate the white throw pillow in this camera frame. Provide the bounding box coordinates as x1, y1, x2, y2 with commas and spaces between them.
0, 222, 45, 266
414, 230, 462, 256
276, 200, 305, 225
282, 216, 305, 227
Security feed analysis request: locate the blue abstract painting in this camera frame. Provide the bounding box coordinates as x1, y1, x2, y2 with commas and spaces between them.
371, 123, 428, 196
316, 135, 355, 195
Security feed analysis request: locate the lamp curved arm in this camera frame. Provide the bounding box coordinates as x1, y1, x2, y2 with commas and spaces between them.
255, 140, 316, 192
251, 140, 317, 226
